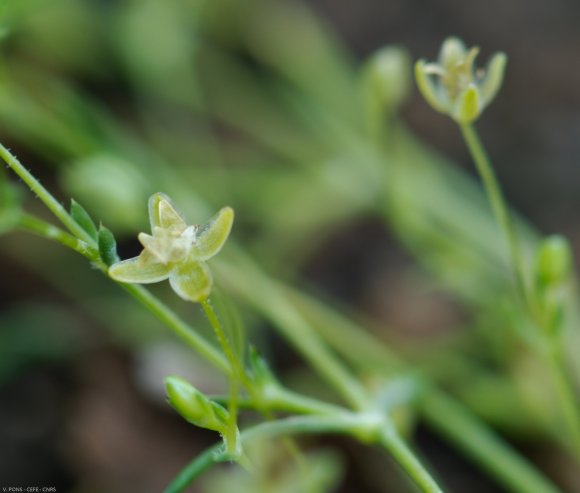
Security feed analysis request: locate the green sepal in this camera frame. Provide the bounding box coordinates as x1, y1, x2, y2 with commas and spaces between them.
453, 84, 481, 123
98, 225, 120, 266
70, 198, 98, 241
165, 376, 229, 434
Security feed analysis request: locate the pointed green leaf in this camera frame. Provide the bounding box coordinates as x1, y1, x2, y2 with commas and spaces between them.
192, 207, 234, 261
108, 250, 172, 283
169, 260, 213, 302
98, 225, 120, 266
70, 199, 98, 241
453, 84, 481, 123
480, 52, 507, 106
415, 60, 448, 114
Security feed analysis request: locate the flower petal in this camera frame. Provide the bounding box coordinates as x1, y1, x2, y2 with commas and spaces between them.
169, 261, 213, 302
148, 193, 186, 231
139, 230, 190, 264
192, 207, 234, 261
415, 60, 449, 114
480, 52, 507, 106
439, 37, 467, 69
108, 250, 172, 283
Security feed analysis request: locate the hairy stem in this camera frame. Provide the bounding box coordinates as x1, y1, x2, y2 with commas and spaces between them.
15, 211, 229, 373
0, 143, 93, 244
201, 298, 242, 454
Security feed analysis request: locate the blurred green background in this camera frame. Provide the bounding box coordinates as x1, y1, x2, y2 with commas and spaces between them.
1, 0, 580, 492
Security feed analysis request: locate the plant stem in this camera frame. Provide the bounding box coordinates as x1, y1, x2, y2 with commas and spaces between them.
164, 414, 436, 493
215, 252, 369, 411
121, 285, 229, 373
460, 123, 580, 458
201, 298, 242, 454
15, 211, 230, 374
459, 124, 527, 303
378, 423, 444, 493
17, 213, 100, 262
423, 392, 562, 493
211, 387, 347, 416
545, 341, 580, 457
282, 281, 564, 493
0, 143, 94, 244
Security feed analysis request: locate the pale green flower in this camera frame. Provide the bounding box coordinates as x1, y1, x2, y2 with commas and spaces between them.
415, 37, 507, 123
109, 193, 234, 302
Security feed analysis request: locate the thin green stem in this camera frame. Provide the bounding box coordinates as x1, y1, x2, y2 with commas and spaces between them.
215, 253, 369, 411
122, 285, 229, 373
281, 282, 564, 493
460, 123, 580, 458
378, 423, 444, 493
545, 342, 580, 457
17, 213, 100, 262
164, 413, 421, 493
211, 387, 347, 416
423, 392, 562, 493
16, 211, 230, 374
0, 143, 94, 244
459, 124, 527, 303
201, 298, 243, 454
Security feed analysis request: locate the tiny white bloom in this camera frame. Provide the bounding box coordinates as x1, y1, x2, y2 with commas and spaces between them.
415, 37, 507, 124
109, 193, 234, 302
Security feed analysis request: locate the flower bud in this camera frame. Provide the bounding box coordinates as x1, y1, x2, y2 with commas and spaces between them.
165, 376, 229, 434
362, 46, 411, 115
534, 235, 572, 288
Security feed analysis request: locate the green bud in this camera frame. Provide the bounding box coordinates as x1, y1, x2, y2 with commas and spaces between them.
70, 199, 98, 241
98, 225, 120, 266
363, 46, 411, 114
165, 376, 229, 434
535, 235, 572, 288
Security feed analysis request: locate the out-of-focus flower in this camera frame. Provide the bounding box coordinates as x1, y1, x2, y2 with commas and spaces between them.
415, 37, 507, 124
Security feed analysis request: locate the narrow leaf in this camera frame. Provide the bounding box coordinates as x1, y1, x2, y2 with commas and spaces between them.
70, 198, 98, 240
98, 225, 120, 266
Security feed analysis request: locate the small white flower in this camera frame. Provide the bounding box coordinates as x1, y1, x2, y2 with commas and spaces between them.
109, 193, 234, 302
415, 37, 507, 124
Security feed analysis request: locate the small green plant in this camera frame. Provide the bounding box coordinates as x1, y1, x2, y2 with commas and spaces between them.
1, 3, 577, 490
416, 37, 580, 457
